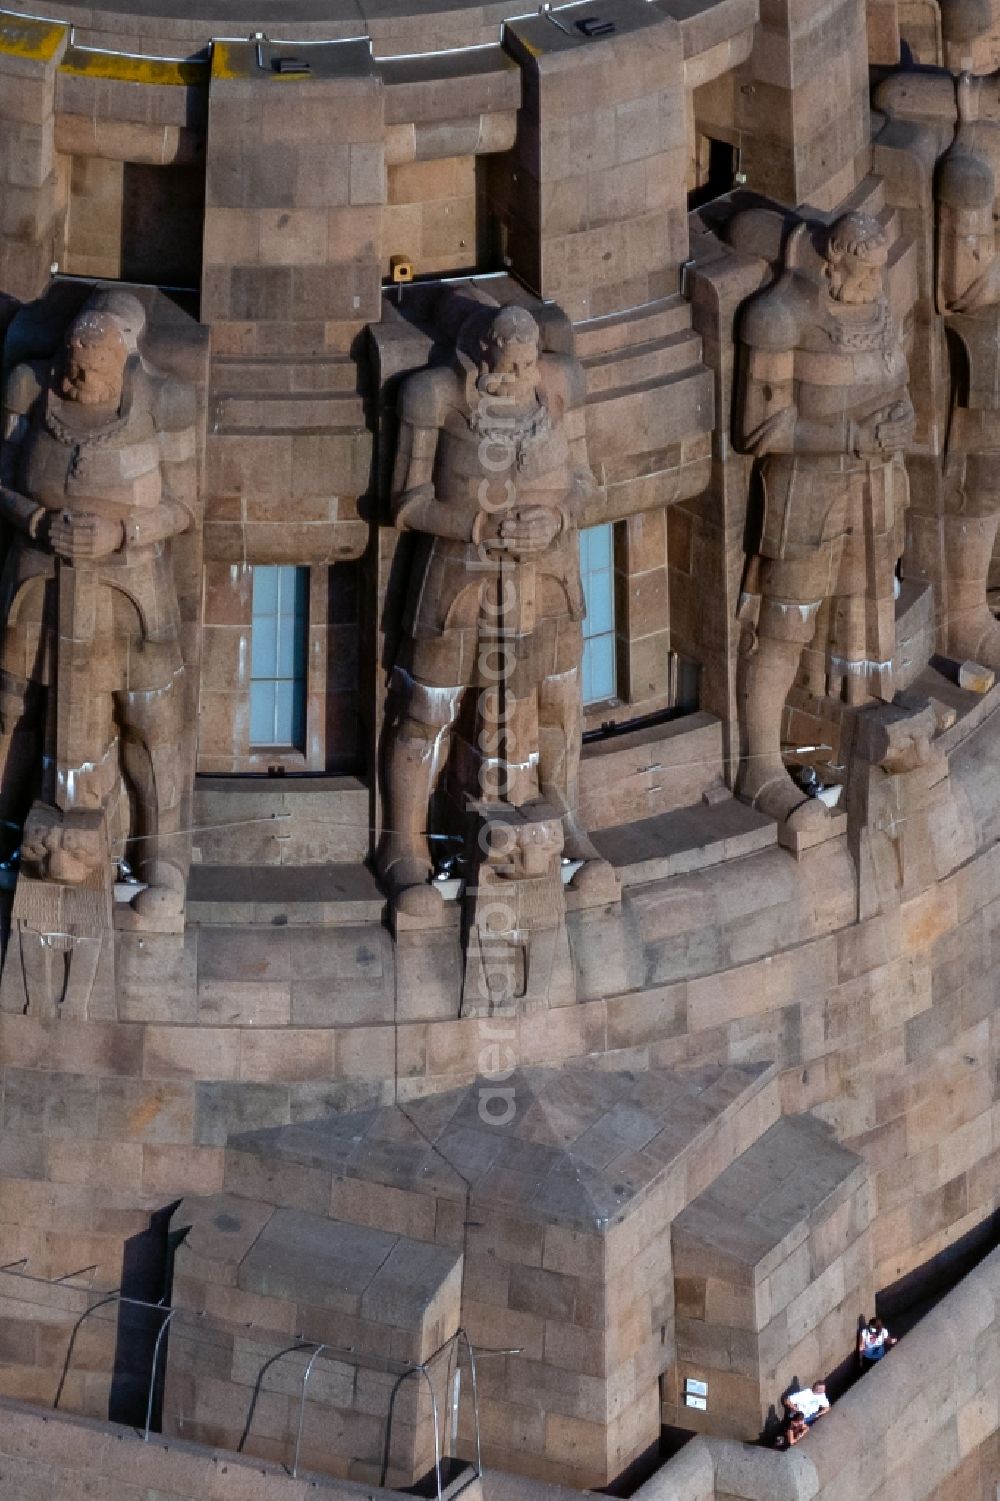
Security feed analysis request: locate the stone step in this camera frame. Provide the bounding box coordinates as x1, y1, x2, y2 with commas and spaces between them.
591, 795, 777, 887
579, 711, 725, 831
192, 776, 370, 866
573, 293, 692, 358
585, 360, 706, 410
187, 861, 384, 926
668, 1114, 871, 1441
209, 390, 366, 433
582, 327, 704, 395
211, 354, 361, 396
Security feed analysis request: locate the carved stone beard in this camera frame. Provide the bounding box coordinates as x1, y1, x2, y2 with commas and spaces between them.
826, 263, 884, 307
468, 381, 552, 470
62, 375, 119, 407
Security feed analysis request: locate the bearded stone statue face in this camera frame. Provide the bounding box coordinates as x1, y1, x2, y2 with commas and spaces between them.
60, 314, 128, 408
21, 807, 107, 885
827, 251, 886, 306
476, 307, 542, 406
824, 215, 889, 308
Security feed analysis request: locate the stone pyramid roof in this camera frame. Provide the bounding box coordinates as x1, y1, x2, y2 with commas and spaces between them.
229, 1062, 772, 1231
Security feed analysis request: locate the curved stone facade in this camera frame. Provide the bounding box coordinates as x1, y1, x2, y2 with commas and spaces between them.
0, 0, 995, 1491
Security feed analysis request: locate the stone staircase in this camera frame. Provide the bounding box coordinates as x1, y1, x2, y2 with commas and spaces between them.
575, 291, 698, 359
187, 775, 381, 928
202, 350, 371, 563
209, 351, 365, 438
574, 293, 713, 508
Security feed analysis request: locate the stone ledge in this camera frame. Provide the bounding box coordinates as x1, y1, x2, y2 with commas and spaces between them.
187, 863, 384, 926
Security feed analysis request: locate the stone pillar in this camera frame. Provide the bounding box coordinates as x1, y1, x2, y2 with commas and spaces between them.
696, 0, 871, 210
619, 510, 673, 710
200, 38, 376, 567
489, 0, 688, 322
0, 15, 68, 314
668, 1116, 874, 1443
202, 37, 384, 340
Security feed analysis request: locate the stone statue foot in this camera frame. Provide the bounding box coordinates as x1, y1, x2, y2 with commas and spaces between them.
544, 809, 620, 905
946, 613, 1000, 671
116, 862, 186, 933
381, 854, 446, 920
568, 855, 620, 904
744, 772, 833, 852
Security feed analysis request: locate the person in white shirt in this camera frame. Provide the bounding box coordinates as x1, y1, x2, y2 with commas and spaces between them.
783, 1382, 830, 1425
858, 1316, 896, 1366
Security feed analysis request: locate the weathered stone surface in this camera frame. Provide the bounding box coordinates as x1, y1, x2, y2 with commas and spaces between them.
167, 1197, 463, 1483
669, 1114, 873, 1440
0, 9, 995, 1501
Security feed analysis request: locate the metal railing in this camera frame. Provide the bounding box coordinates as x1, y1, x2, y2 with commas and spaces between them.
0, 1261, 487, 1495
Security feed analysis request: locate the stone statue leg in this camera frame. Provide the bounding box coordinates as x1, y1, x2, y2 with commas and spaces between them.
537, 662, 614, 897
114, 673, 187, 926
738, 555, 835, 839
941, 466, 1000, 666
379, 676, 463, 917
0, 672, 43, 852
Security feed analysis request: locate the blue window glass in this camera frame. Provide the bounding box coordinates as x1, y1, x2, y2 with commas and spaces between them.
580, 523, 617, 705
250, 565, 308, 747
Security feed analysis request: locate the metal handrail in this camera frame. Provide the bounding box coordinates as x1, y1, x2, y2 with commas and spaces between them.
455, 1328, 483, 1477
0, 1263, 486, 1488
381, 1361, 444, 1501
144, 1306, 178, 1440
291, 1342, 329, 1478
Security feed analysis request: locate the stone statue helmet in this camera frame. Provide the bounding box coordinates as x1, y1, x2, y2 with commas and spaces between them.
477, 305, 542, 404
824, 213, 889, 307
86, 288, 148, 354
59, 311, 129, 409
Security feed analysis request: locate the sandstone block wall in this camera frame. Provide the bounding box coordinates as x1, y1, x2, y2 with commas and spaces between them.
692, 0, 871, 209
0, 16, 66, 309
209, 1062, 781, 1489
800, 1239, 999, 1501
492, 0, 689, 321
165, 1192, 462, 1483
0, 1394, 449, 1501
668, 1115, 874, 1440
631, 1241, 1000, 1501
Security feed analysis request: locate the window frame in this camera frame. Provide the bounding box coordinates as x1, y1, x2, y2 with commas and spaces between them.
249, 564, 309, 752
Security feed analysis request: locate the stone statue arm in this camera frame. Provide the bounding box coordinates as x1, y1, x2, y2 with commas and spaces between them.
737, 344, 845, 456
939, 75, 1000, 314
121, 379, 198, 549
392, 418, 479, 542
0, 363, 52, 540
938, 185, 1000, 314
130, 428, 196, 546
392, 370, 485, 543
738, 341, 910, 459
555, 358, 598, 528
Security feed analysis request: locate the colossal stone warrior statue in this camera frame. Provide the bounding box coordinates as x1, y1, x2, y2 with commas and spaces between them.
0, 291, 197, 928
735, 212, 915, 845
935, 70, 1000, 666
378, 303, 610, 917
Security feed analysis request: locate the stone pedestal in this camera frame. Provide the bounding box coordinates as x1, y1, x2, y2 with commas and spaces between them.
166, 1194, 462, 1486
668, 1114, 874, 1441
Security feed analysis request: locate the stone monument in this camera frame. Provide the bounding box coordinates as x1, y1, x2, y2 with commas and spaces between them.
734, 212, 915, 847
935, 70, 1000, 666
378, 303, 615, 940
0, 289, 199, 1013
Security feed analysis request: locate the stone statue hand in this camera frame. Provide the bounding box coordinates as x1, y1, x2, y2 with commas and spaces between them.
49, 510, 124, 560
873, 400, 915, 456
854, 401, 914, 458
497, 505, 561, 557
